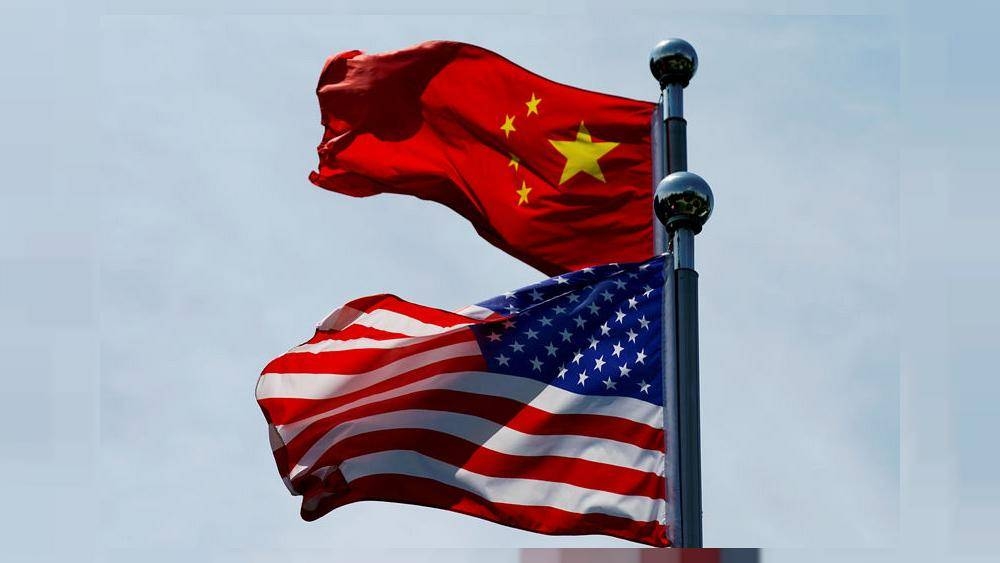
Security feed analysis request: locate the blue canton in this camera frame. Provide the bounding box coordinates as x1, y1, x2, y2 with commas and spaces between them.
470, 255, 667, 406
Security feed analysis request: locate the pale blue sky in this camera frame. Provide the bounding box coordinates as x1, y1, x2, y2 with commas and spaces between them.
2, 1, 997, 562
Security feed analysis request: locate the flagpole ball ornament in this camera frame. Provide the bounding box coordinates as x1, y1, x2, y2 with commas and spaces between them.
649, 38, 698, 88
654, 171, 713, 234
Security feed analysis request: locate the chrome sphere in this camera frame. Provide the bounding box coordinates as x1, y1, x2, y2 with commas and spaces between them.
654, 171, 713, 233
649, 38, 698, 88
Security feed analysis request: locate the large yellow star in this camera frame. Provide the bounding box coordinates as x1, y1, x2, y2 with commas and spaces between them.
548, 122, 619, 185
516, 180, 532, 205
500, 114, 516, 138
525, 93, 541, 116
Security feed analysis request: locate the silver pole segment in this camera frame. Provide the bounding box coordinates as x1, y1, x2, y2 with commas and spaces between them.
665, 83, 684, 118
663, 83, 687, 177
673, 264, 702, 548
650, 38, 710, 548
673, 228, 695, 270
663, 82, 693, 270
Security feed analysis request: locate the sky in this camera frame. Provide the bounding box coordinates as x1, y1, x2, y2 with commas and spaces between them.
3, 1, 998, 562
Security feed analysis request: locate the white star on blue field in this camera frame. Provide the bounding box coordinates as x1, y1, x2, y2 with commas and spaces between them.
472, 256, 665, 405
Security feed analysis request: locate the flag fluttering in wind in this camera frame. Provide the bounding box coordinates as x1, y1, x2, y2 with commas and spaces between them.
309, 41, 656, 275
256, 256, 672, 546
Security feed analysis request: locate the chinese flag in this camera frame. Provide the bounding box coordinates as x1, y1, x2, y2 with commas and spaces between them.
309, 41, 656, 275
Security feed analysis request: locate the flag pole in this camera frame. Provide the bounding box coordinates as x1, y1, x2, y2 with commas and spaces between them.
650, 38, 714, 548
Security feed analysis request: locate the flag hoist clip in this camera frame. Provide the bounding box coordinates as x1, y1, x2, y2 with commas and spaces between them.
649, 38, 713, 549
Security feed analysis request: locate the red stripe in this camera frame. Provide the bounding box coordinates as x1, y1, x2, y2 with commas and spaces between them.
297, 472, 669, 547
272, 387, 662, 467
345, 294, 487, 328
263, 329, 476, 375
303, 295, 487, 345
339, 294, 398, 313
289, 427, 663, 499
304, 324, 413, 344
258, 355, 487, 425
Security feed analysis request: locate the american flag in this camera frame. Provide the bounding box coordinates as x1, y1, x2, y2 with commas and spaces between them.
256, 255, 672, 546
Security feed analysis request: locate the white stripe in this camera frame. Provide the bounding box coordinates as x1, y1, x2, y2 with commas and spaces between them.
286, 408, 664, 480
454, 304, 496, 320
338, 450, 665, 523
316, 305, 363, 331
255, 341, 481, 400
317, 305, 473, 337
272, 371, 662, 439
352, 308, 473, 336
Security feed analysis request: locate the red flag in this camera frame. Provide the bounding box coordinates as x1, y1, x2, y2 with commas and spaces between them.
309, 41, 656, 275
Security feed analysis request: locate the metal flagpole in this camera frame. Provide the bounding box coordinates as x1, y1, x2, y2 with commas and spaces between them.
649, 38, 714, 549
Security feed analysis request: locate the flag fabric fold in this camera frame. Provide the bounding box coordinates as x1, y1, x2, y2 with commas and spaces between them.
309, 41, 657, 276
256, 255, 672, 546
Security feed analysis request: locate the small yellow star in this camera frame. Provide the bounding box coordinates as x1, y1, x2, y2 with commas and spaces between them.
500, 114, 516, 138
508, 153, 520, 171
525, 93, 541, 116
516, 180, 532, 205
548, 121, 620, 185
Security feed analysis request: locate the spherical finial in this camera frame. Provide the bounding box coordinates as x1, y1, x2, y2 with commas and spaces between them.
654, 171, 713, 234
649, 38, 698, 88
